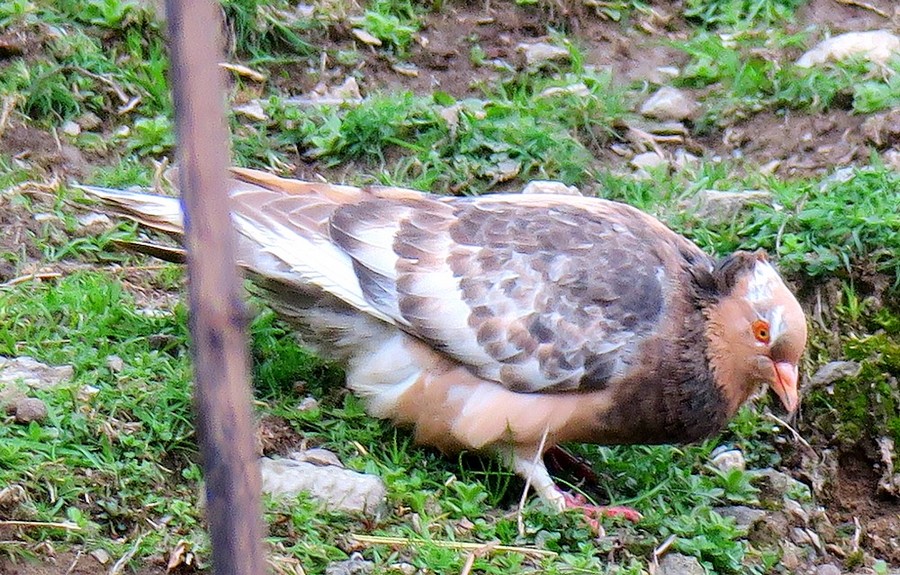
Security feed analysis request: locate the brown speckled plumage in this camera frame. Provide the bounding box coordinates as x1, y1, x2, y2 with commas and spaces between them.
78, 168, 808, 511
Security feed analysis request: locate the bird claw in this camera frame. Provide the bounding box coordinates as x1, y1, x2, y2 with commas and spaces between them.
560, 491, 643, 531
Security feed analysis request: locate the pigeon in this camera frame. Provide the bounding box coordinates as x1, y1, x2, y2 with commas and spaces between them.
77, 168, 807, 517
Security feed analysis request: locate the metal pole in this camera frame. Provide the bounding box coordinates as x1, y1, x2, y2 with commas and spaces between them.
163, 2, 265, 573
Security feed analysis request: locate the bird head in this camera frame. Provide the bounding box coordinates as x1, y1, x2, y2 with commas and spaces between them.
702, 250, 808, 415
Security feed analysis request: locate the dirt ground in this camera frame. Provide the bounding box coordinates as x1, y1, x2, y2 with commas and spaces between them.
1, 0, 899, 572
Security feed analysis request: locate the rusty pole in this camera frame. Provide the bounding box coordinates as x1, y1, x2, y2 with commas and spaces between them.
164, 2, 265, 573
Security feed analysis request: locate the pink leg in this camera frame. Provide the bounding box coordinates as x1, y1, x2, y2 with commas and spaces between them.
561, 490, 642, 531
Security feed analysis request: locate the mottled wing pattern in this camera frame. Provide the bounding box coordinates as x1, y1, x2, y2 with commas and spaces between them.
328, 193, 705, 393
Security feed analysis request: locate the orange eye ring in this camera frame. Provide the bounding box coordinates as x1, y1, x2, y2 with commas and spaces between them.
752, 319, 771, 344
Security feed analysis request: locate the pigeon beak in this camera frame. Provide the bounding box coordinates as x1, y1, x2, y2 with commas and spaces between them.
772, 361, 799, 413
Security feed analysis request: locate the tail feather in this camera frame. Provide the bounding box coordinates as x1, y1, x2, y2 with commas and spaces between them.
77, 168, 398, 332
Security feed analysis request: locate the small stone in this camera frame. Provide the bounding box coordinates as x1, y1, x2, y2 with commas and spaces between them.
640, 87, 700, 121
297, 396, 319, 411
15, 398, 48, 424
715, 506, 766, 529
808, 361, 861, 389
796, 30, 900, 68
816, 564, 841, 575
780, 541, 804, 571
391, 63, 419, 77
884, 149, 900, 172
114, 125, 131, 138
76, 212, 112, 230
790, 527, 823, 551
77, 385, 100, 402
106, 355, 125, 373
861, 109, 900, 147
683, 189, 772, 226
260, 456, 387, 517
61, 120, 81, 137
77, 112, 102, 131
289, 448, 344, 468
517, 42, 570, 66
148, 334, 179, 351
1, 357, 73, 409
630, 151, 668, 170
657, 553, 704, 575
390, 562, 416, 575
233, 101, 268, 122
783, 498, 809, 523
673, 148, 699, 170
521, 180, 581, 196
219, 62, 267, 83
325, 552, 374, 575
711, 446, 746, 472
655, 66, 680, 80
748, 511, 790, 546
539, 83, 590, 99
90, 549, 112, 565
753, 469, 811, 502
32, 212, 58, 223
351, 28, 382, 46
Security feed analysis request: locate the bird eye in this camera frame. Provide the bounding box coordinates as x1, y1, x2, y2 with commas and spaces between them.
751, 319, 770, 344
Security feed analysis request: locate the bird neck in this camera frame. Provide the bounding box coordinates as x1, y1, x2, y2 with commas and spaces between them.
702, 301, 758, 418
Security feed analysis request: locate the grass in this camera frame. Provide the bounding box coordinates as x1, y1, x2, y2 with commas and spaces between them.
1, 0, 899, 573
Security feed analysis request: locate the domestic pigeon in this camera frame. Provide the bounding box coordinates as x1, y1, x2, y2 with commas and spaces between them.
77, 168, 807, 516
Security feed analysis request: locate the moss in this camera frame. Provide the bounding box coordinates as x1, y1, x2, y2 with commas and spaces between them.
806, 326, 900, 448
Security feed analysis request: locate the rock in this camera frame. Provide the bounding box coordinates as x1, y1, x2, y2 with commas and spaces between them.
710, 446, 746, 472
884, 149, 900, 172
0, 356, 73, 409
297, 396, 319, 411
325, 553, 374, 575
539, 83, 590, 99
283, 77, 363, 107
796, 30, 900, 68
790, 527, 823, 552
62, 120, 82, 137
289, 448, 344, 468
390, 562, 416, 575
391, 62, 419, 77
753, 469, 811, 502
233, 101, 268, 122
748, 511, 790, 546
630, 151, 668, 170
78, 112, 102, 131
780, 541, 804, 571
517, 42, 570, 67
862, 109, 900, 147
640, 87, 700, 121
715, 506, 766, 529
683, 189, 772, 226
672, 148, 699, 170
782, 498, 809, 523
90, 549, 112, 565
15, 398, 48, 424
0, 356, 74, 389
816, 564, 841, 575
260, 456, 387, 517
77, 212, 112, 231
657, 553, 704, 575
521, 180, 581, 196
351, 28, 382, 46
808, 361, 861, 389
876, 437, 900, 497
106, 355, 125, 373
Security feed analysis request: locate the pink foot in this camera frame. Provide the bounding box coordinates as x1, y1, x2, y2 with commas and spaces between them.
561, 491, 643, 531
